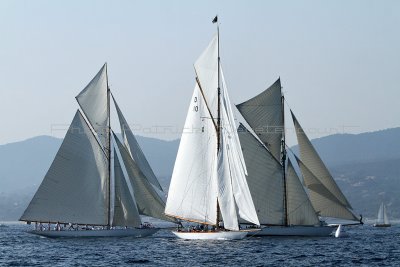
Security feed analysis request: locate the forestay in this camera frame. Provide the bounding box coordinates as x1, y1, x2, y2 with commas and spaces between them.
76, 64, 109, 149
20, 111, 109, 225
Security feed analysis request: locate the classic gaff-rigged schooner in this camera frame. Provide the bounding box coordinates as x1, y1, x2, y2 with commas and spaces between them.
236, 78, 361, 236
164, 22, 260, 240
20, 64, 174, 238
373, 203, 391, 227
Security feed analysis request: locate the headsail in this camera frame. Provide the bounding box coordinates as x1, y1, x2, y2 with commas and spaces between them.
164, 84, 218, 225
76, 64, 109, 149
113, 149, 141, 227
112, 95, 163, 191
296, 157, 359, 221
236, 78, 283, 161
217, 69, 259, 229
377, 203, 390, 225
238, 123, 284, 225
20, 111, 109, 225
291, 111, 354, 209
114, 133, 173, 223
286, 159, 320, 225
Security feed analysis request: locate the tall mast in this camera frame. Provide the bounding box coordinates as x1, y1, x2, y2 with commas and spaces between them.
281, 91, 288, 226
106, 63, 111, 228
216, 18, 222, 226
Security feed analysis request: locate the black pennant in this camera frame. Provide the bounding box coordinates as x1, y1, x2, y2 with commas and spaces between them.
212, 16, 218, 24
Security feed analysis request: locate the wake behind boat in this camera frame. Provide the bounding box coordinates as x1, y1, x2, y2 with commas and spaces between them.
20, 64, 175, 238
164, 17, 260, 240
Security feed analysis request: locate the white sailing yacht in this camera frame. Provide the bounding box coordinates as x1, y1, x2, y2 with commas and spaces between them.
164, 21, 260, 240
373, 202, 391, 227
236, 78, 361, 236
20, 64, 174, 238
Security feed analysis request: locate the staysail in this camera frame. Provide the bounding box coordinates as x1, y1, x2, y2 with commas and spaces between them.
76, 64, 109, 149
20, 111, 109, 225
113, 133, 173, 222
113, 150, 141, 227
236, 78, 283, 161
286, 159, 320, 225
112, 95, 163, 191
165, 84, 218, 225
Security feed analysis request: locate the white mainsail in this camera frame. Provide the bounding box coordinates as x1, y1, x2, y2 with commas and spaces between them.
76, 63, 109, 149
114, 133, 173, 223
236, 78, 283, 161
20, 111, 109, 225
286, 159, 320, 225
112, 95, 163, 191
113, 150, 141, 227
237, 124, 284, 225
164, 84, 218, 225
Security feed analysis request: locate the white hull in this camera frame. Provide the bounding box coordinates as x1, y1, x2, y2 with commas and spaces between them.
253, 226, 335, 237
29, 228, 159, 238
172, 230, 248, 240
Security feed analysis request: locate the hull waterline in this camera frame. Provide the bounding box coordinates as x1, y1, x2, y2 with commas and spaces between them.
172, 230, 248, 240
253, 226, 335, 237
29, 228, 159, 238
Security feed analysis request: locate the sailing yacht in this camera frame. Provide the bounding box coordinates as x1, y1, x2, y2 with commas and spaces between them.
164, 21, 260, 240
373, 203, 391, 227
236, 78, 361, 236
20, 64, 174, 238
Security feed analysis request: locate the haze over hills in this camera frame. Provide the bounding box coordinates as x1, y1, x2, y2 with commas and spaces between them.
0, 127, 399, 221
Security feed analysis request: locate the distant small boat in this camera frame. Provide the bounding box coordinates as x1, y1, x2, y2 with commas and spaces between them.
373, 203, 391, 227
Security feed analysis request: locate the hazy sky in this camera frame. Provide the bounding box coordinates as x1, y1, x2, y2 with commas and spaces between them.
1, 0, 399, 146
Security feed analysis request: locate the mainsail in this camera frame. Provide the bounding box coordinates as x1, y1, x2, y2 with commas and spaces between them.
236, 78, 283, 161
164, 84, 218, 225
20, 111, 109, 225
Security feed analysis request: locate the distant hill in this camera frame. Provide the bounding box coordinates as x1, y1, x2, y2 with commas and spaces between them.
1, 127, 399, 221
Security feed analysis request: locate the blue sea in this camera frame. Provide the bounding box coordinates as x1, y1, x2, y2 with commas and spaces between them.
0, 223, 399, 266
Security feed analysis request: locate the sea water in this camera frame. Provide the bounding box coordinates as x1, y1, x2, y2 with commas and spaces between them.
0, 223, 399, 266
